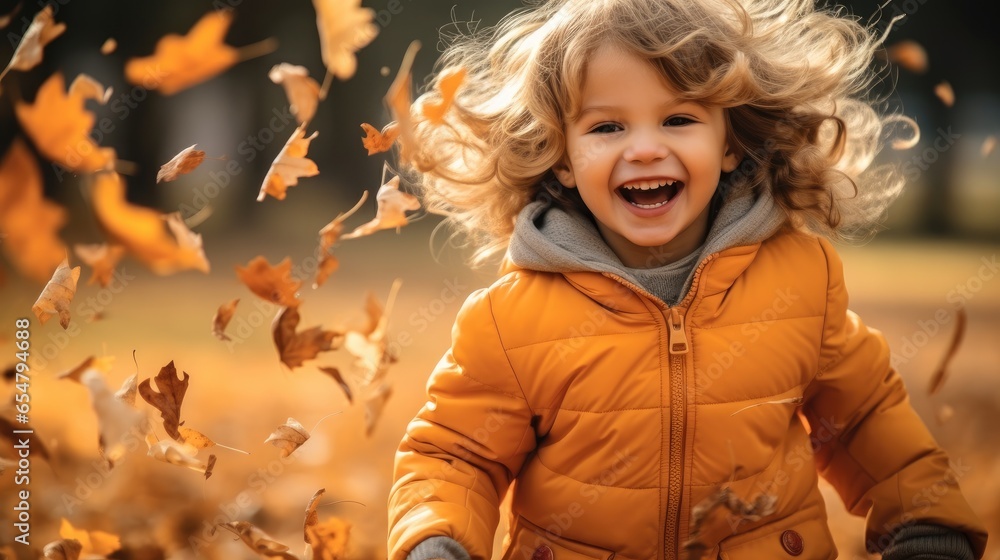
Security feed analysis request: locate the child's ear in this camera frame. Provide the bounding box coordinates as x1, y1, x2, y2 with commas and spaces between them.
552, 159, 577, 188
721, 144, 741, 173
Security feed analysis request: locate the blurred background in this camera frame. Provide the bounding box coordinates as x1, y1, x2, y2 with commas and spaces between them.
0, 0, 998, 559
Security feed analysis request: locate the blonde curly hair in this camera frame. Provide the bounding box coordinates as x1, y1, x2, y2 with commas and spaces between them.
406, 0, 905, 264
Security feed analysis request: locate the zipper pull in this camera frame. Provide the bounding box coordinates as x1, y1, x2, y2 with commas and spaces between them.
668, 308, 689, 354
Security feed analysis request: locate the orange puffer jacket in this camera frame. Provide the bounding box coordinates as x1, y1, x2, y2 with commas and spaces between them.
388, 231, 987, 560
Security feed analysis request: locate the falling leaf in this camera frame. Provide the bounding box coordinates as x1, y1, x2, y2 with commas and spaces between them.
74, 368, 147, 468
42, 539, 82, 560
15, 73, 116, 173
59, 519, 121, 557
56, 355, 114, 383
138, 360, 189, 440
982, 136, 997, 158
146, 434, 216, 478
303, 489, 352, 560
683, 486, 778, 560
74, 243, 125, 287
304, 488, 326, 541
934, 81, 955, 108
269, 63, 321, 125
341, 177, 420, 240
0, 6, 66, 83
265, 417, 310, 458
364, 382, 392, 437
32, 258, 80, 329
217, 522, 298, 560
359, 122, 399, 156
318, 367, 353, 404
100, 38, 117, 54
420, 66, 467, 124
68, 73, 112, 104
730, 397, 803, 416
312, 0, 378, 81
90, 172, 211, 275
0, 138, 67, 283
343, 279, 401, 386
124, 10, 274, 96
236, 256, 302, 307
157, 145, 206, 183
315, 191, 368, 288
384, 41, 420, 164
886, 40, 928, 74
257, 125, 320, 201
272, 306, 342, 369
213, 298, 240, 341
928, 307, 967, 396
936, 404, 954, 426
115, 374, 138, 407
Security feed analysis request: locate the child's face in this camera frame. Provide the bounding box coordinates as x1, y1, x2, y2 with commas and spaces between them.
554, 44, 739, 268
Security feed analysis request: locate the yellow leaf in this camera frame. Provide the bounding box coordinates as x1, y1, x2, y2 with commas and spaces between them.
341, 177, 420, 240
312, 0, 378, 80
157, 144, 206, 183
420, 66, 467, 124
32, 258, 80, 329
269, 63, 321, 125
235, 256, 302, 307
257, 125, 319, 201
359, 122, 399, 156
385, 41, 420, 164
0, 6, 66, 82
147, 436, 217, 478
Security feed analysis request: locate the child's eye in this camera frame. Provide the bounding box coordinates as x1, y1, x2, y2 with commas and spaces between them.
589, 123, 622, 134
664, 116, 695, 126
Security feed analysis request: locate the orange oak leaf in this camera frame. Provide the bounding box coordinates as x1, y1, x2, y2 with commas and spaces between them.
73, 243, 125, 287
318, 367, 353, 405
216, 522, 298, 560
138, 360, 189, 440
157, 144, 206, 183
146, 433, 217, 479
58, 519, 121, 557
887, 40, 928, 74
385, 41, 420, 164
269, 63, 321, 125
124, 10, 275, 96
264, 417, 309, 458
42, 539, 82, 560
90, 172, 210, 275
257, 125, 320, 201
359, 122, 399, 155
100, 38, 117, 54
314, 191, 368, 288
312, 0, 378, 81
236, 256, 302, 307
272, 306, 342, 369
0, 138, 67, 283
68, 73, 112, 104
934, 81, 955, 108
343, 279, 401, 387
32, 258, 80, 329
341, 176, 420, 240
420, 66, 467, 124
15, 72, 116, 173
364, 382, 392, 437
213, 298, 240, 341
0, 6, 65, 83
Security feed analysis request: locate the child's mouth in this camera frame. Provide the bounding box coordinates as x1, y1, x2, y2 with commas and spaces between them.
617, 180, 683, 209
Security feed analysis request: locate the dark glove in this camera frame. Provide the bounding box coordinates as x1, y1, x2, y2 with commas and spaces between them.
880, 524, 975, 560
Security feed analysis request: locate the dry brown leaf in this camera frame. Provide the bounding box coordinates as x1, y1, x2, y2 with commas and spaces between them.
359, 122, 399, 156
683, 486, 778, 560
364, 382, 392, 437
934, 81, 955, 108
42, 539, 82, 560
68, 73, 112, 104
114, 374, 138, 407
318, 367, 353, 404
269, 63, 321, 125
100, 38, 117, 54
77, 368, 147, 469
213, 298, 240, 341
343, 279, 401, 386
982, 136, 997, 158
73, 243, 125, 287
90, 172, 210, 275
314, 191, 368, 288
15, 73, 116, 173
0, 138, 67, 283
385, 41, 420, 164
124, 10, 270, 96
257, 125, 320, 201
0, 6, 66, 83
928, 307, 967, 395
138, 360, 189, 440
420, 66, 467, 124
304, 488, 326, 542
58, 518, 121, 557
303, 489, 352, 560
312, 0, 378, 81
886, 40, 928, 74
272, 306, 342, 369
341, 177, 420, 240
265, 417, 310, 458
56, 355, 114, 383
217, 521, 298, 560
32, 258, 80, 329
157, 144, 206, 183
146, 433, 216, 478
236, 256, 302, 307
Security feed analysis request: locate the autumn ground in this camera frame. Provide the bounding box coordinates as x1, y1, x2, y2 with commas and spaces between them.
0, 228, 998, 559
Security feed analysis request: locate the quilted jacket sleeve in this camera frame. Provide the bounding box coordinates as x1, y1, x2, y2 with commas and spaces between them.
387, 287, 538, 560
801, 238, 988, 557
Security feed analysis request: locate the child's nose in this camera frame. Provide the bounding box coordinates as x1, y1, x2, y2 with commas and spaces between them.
623, 130, 670, 163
